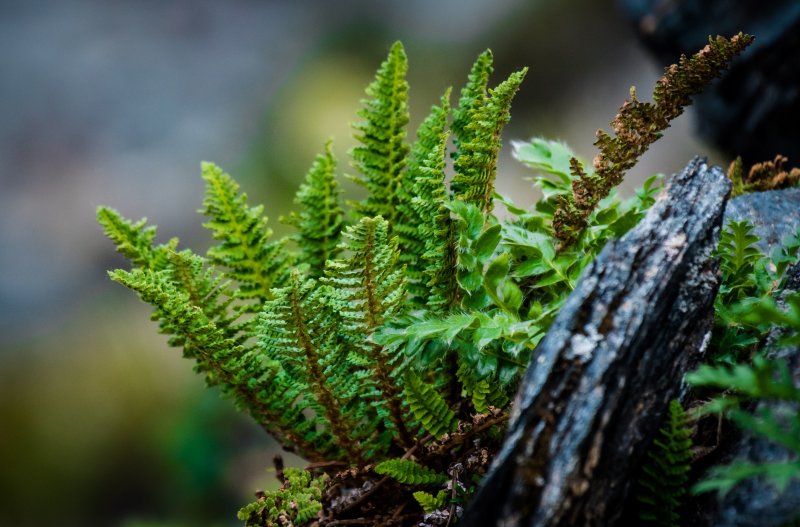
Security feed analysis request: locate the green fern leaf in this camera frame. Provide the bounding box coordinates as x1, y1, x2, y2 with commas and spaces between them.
97, 206, 177, 270
109, 267, 334, 460
283, 141, 344, 277
199, 162, 290, 307
451, 67, 527, 213
394, 88, 458, 308
323, 216, 412, 447
413, 490, 449, 513
404, 370, 456, 439
637, 400, 693, 527
259, 269, 370, 462
374, 458, 448, 486
349, 41, 410, 224
452, 49, 493, 161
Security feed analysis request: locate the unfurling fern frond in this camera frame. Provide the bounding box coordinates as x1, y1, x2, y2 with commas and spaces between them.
199, 162, 291, 307
404, 370, 456, 439
238, 468, 327, 527
96, 206, 177, 270
350, 41, 410, 224
553, 33, 753, 245
451, 67, 527, 213
374, 458, 448, 486
637, 400, 693, 527
283, 141, 344, 278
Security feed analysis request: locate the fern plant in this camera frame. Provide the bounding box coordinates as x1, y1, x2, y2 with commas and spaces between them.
99, 36, 750, 526
637, 400, 694, 527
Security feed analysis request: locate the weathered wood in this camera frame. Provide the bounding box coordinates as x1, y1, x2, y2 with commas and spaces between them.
689, 189, 800, 527
462, 158, 731, 527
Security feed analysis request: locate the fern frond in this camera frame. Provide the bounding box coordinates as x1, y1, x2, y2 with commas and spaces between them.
199, 162, 291, 307
374, 458, 448, 485
109, 267, 333, 460
404, 370, 456, 440
637, 400, 693, 527
349, 41, 410, 224
259, 269, 368, 462
456, 361, 508, 413
394, 89, 458, 308
283, 141, 344, 277
451, 67, 527, 213
323, 216, 412, 446
413, 490, 449, 513
452, 49, 493, 161
96, 206, 177, 270
553, 33, 753, 245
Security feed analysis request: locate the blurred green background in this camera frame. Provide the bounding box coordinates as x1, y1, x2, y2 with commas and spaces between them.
0, 1, 724, 525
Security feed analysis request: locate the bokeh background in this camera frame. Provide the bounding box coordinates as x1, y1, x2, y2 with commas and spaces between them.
0, 1, 725, 525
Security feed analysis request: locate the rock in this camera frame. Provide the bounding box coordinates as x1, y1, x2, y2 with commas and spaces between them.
688, 189, 800, 527
724, 188, 800, 255
461, 158, 730, 527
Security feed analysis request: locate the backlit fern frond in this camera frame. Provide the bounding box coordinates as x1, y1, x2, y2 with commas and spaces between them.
283, 141, 344, 277
451, 67, 527, 213
374, 458, 448, 486
637, 400, 693, 527
394, 89, 457, 308
349, 41, 410, 224
97, 206, 177, 270
554, 33, 753, 245
404, 370, 456, 440
200, 162, 291, 307
324, 216, 412, 447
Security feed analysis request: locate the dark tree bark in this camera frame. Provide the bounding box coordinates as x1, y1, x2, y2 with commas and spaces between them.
461, 158, 731, 527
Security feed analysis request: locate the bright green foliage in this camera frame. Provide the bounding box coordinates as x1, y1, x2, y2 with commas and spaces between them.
711, 220, 800, 363
238, 468, 327, 527
283, 141, 344, 278
98, 40, 736, 526
451, 67, 528, 213
413, 489, 449, 513
200, 162, 291, 307
637, 400, 693, 527
259, 269, 372, 462
108, 266, 329, 458
374, 458, 448, 485
323, 216, 412, 447
350, 41, 410, 224
688, 355, 800, 496
404, 370, 456, 439
452, 49, 493, 161
394, 89, 457, 309
97, 206, 178, 271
